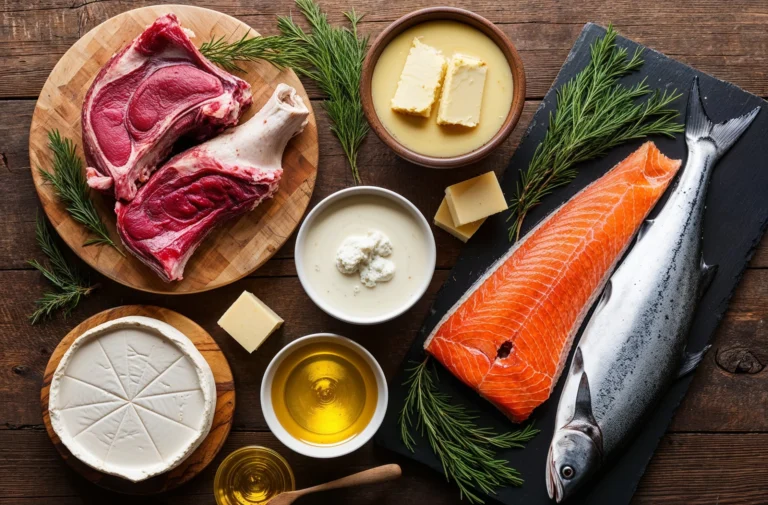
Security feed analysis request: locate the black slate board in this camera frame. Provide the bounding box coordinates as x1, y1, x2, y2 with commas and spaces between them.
374, 23, 768, 505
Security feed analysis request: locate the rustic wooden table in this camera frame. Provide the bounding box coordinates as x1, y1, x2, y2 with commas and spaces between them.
2, 1, 767, 504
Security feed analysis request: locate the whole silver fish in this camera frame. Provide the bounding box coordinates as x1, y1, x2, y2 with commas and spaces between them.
545, 78, 760, 503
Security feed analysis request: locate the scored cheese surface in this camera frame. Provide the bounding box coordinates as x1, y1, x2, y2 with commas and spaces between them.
48, 316, 216, 483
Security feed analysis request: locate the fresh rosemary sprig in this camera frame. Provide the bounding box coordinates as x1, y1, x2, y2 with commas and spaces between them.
201, 1, 369, 184
199, 32, 305, 73
507, 25, 684, 241
39, 130, 123, 254
28, 216, 97, 324
399, 359, 539, 504
277, 0, 369, 184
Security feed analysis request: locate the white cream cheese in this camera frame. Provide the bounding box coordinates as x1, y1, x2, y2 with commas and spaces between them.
48, 316, 216, 483
335, 230, 395, 287
300, 193, 433, 320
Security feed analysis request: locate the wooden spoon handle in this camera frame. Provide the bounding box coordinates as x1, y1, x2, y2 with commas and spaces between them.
298, 464, 402, 495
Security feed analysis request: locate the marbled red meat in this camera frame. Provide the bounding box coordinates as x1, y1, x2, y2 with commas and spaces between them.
82, 14, 252, 201
116, 85, 310, 282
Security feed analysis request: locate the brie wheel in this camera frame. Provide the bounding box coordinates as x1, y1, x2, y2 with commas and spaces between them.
48, 316, 217, 482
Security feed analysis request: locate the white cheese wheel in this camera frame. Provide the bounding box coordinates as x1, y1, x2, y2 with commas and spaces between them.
48, 316, 216, 482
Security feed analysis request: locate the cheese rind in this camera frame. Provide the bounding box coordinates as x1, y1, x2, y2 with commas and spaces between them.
218, 291, 283, 353
437, 54, 488, 127
48, 316, 216, 483
445, 171, 507, 226
434, 197, 485, 242
391, 38, 447, 117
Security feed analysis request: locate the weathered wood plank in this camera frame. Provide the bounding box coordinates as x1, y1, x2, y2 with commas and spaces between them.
0, 430, 766, 504
2, 2, 768, 98
671, 311, 768, 432
0, 430, 430, 502
633, 433, 768, 505
0, 100, 39, 269
2, 266, 768, 432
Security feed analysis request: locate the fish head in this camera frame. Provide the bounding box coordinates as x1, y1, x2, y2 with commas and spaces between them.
546, 425, 601, 503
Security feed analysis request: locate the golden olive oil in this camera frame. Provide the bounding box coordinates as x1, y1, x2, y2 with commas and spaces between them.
214, 446, 295, 505
272, 341, 378, 445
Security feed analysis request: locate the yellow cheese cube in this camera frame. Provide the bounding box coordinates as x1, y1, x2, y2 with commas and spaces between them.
434, 197, 485, 242
391, 38, 447, 117
445, 172, 507, 226
437, 54, 488, 127
217, 291, 283, 353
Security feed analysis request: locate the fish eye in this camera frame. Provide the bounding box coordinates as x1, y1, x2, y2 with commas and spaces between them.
561, 465, 575, 480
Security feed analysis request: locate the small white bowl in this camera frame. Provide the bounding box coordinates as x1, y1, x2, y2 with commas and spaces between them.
261, 333, 388, 458
295, 186, 436, 325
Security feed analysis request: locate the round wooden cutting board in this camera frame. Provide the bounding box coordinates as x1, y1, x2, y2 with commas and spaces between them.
40, 306, 235, 494
29, 5, 318, 294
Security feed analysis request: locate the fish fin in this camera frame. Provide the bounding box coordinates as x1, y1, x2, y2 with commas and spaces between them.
686, 77, 760, 158
572, 372, 596, 425
572, 347, 584, 374
566, 372, 604, 457
596, 280, 612, 311
636, 219, 654, 243
700, 259, 718, 294
678, 345, 712, 378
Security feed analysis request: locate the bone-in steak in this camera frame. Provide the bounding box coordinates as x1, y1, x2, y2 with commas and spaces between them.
116, 84, 310, 282
82, 14, 252, 201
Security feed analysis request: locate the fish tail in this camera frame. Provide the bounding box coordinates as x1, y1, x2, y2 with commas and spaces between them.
685, 76, 760, 158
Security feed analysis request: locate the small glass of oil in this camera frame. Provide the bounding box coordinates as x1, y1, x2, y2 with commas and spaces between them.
214, 446, 295, 505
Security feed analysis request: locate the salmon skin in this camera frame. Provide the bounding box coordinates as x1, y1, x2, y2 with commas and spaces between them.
546, 78, 760, 503
423, 142, 681, 423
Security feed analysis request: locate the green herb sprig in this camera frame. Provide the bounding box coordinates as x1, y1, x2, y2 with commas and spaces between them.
39, 130, 123, 254
199, 0, 370, 184
200, 32, 305, 73
277, 0, 369, 184
399, 359, 539, 504
28, 216, 97, 324
507, 25, 684, 241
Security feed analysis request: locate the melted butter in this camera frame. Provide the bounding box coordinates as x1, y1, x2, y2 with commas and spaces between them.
272, 341, 378, 445
371, 20, 514, 157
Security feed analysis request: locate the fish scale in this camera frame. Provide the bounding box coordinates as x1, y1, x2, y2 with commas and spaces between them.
424, 141, 682, 423
546, 78, 761, 503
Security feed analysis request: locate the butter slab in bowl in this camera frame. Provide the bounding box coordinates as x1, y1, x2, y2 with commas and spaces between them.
361, 7, 526, 168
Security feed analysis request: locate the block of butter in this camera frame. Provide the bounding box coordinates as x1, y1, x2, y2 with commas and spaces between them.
445, 171, 507, 226
437, 54, 488, 127
434, 197, 485, 242
218, 291, 283, 353
391, 38, 447, 117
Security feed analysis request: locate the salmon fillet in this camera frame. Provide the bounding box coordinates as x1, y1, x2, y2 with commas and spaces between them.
424, 142, 681, 423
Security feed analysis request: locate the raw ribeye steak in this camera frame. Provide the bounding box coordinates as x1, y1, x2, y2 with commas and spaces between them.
116, 84, 310, 282
82, 13, 252, 201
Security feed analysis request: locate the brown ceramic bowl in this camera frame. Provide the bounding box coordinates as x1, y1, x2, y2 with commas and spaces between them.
361, 7, 526, 168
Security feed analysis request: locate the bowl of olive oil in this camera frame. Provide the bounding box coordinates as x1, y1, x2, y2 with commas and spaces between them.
261, 334, 388, 458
